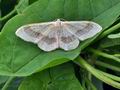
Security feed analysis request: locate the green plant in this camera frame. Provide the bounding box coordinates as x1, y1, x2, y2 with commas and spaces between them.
0, 0, 120, 90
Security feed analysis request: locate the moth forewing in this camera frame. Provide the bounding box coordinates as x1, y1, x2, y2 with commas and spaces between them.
16, 26, 40, 43
63, 21, 102, 41
15, 22, 55, 43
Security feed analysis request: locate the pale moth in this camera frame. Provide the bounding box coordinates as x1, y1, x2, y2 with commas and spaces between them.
16, 19, 102, 51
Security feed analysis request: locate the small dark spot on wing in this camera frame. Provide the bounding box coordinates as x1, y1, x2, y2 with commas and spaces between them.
61, 35, 75, 43
76, 23, 93, 35
41, 36, 56, 45
24, 27, 43, 38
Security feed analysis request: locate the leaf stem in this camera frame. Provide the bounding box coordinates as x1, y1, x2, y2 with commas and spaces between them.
89, 48, 120, 63
0, 9, 16, 21
114, 54, 120, 58
98, 22, 120, 39
98, 70, 120, 82
2, 77, 15, 90
85, 78, 97, 90
95, 61, 120, 72
74, 57, 120, 89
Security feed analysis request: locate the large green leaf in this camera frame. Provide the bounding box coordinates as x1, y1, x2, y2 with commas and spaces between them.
1, 0, 120, 76
19, 63, 83, 90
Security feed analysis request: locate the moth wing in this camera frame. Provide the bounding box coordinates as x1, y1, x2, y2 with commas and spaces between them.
37, 27, 59, 51
63, 21, 102, 40
15, 22, 53, 43
58, 28, 79, 51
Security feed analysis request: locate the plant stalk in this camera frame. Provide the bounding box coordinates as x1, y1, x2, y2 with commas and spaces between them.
0, 9, 16, 21
95, 61, 120, 72
98, 22, 120, 40
89, 48, 120, 63
74, 57, 120, 89
2, 77, 15, 90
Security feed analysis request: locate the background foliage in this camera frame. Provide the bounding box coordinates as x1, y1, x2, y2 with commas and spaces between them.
0, 0, 120, 90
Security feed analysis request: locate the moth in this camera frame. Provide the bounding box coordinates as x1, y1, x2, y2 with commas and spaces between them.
16, 19, 102, 51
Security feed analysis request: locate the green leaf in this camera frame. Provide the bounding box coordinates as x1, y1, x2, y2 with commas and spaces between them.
19, 63, 83, 90
1, 0, 120, 76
